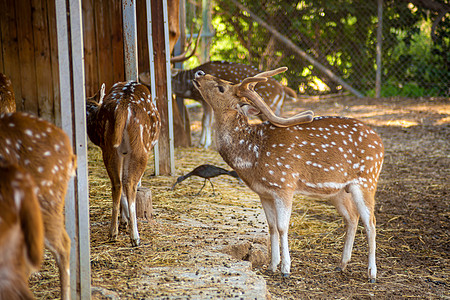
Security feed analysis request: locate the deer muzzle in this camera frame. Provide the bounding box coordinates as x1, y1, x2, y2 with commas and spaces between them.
193, 70, 205, 89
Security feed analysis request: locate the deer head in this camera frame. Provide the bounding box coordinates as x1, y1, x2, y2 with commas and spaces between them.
193, 67, 313, 127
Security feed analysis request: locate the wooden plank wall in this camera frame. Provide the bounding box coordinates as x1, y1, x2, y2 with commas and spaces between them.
82, 0, 154, 98
0, 0, 157, 124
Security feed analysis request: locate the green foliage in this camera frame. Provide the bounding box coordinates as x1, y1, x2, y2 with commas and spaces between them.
366, 82, 439, 98
204, 0, 449, 97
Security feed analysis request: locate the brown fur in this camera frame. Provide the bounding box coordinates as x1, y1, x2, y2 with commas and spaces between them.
0, 160, 44, 300
86, 82, 160, 246
0, 112, 77, 300
194, 70, 384, 282
161, 61, 298, 148
0, 73, 16, 113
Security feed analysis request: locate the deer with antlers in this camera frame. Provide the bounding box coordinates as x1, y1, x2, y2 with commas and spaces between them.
193, 67, 384, 283
86, 81, 160, 247
0, 159, 44, 300
0, 112, 77, 299
141, 61, 297, 148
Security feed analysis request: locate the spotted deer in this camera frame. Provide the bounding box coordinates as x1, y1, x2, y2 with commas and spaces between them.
193, 67, 384, 282
0, 73, 16, 113
0, 112, 77, 299
0, 159, 44, 300
140, 61, 297, 148
86, 81, 161, 247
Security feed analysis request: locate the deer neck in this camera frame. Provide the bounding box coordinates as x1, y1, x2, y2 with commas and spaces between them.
172, 69, 195, 98
85, 101, 103, 147
214, 111, 264, 171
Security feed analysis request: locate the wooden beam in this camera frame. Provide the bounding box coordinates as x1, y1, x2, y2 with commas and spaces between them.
376, 0, 383, 98
55, 0, 91, 299
122, 0, 138, 82
150, 0, 174, 175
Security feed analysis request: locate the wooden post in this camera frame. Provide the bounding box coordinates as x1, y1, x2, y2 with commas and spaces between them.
55, 0, 91, 299
174, 0, 188, 131
200, 0, 213, 63
122, 0, 139, 82
150, 0, 174, 175
376, 0, 383, 98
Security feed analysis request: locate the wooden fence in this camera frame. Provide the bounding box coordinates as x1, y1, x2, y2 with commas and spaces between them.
0, 0, 154, 125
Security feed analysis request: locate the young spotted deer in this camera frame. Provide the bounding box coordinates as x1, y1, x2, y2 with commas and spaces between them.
86, 81, 161, 247
0, 112, 77, 299
0, 73, 16, 113
140, 60, 297, 148
193, 68, 384, 283
0, 159, 44, 300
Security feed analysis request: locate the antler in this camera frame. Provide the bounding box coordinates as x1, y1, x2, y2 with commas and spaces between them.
171, 25, 203, 63
237, 67, 314, 127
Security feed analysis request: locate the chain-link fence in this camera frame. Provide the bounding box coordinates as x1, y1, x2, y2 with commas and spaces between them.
184, 0, 449, 98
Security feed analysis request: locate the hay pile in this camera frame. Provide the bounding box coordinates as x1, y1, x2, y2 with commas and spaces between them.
30, 96, 449, 299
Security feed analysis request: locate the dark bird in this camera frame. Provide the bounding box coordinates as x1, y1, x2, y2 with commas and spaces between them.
171, 164, 240, 195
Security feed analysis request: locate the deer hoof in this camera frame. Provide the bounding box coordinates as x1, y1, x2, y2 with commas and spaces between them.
369, 278, 376, 283
281, 273, 290, 279
131, 238, 140, 247
335, 266, 343, 272
119, 221, 128, 231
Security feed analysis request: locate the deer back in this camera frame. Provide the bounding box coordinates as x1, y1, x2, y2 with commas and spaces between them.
0, 112, 77, 213
193, 71, 384, 196
220, 117, 383, 194
0, 73, 16, 113
86, 81, 161, 154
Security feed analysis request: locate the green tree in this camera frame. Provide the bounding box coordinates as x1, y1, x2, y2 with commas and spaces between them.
210, 0, 449, 96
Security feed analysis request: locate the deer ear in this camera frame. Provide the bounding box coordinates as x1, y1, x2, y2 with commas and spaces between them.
238, 104, 260, 117
139, 72, 151, 85
99, 83, 106, 105
171, 68, 181, 77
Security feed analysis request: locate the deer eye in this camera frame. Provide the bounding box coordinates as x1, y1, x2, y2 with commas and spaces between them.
217, 85, 225, 93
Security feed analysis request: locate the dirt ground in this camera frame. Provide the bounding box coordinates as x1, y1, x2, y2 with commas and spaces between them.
30, 95, 449, 299
262, 95, 449, 299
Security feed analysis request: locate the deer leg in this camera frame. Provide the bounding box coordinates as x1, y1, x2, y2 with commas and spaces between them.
104, 151, 123, 241
43, 214, 71, 300
274, 196, 293, 277
123, 154, 146, 247
119, 195, 129, 230
260, 196, 280, 273
123, 181, 139, 246
348, 184, 377, 283
331, 189, 359, 272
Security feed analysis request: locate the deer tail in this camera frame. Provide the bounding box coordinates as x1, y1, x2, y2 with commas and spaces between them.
113, 103, 130, 148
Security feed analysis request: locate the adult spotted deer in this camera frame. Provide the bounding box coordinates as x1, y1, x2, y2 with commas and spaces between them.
0, 112, 77, 299
0, 159, 44, 300
0, 73, 16, 113
193, 68, 384, 283
157, 60, 296, 148
86, 81, 160, 247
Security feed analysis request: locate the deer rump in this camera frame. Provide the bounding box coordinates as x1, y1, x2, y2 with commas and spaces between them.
90, 98, 154, 215
90, 96, 157, 158
86, 82, 160, 246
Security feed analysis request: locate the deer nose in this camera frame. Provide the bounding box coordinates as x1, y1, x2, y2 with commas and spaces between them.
195, 70, 205, 78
